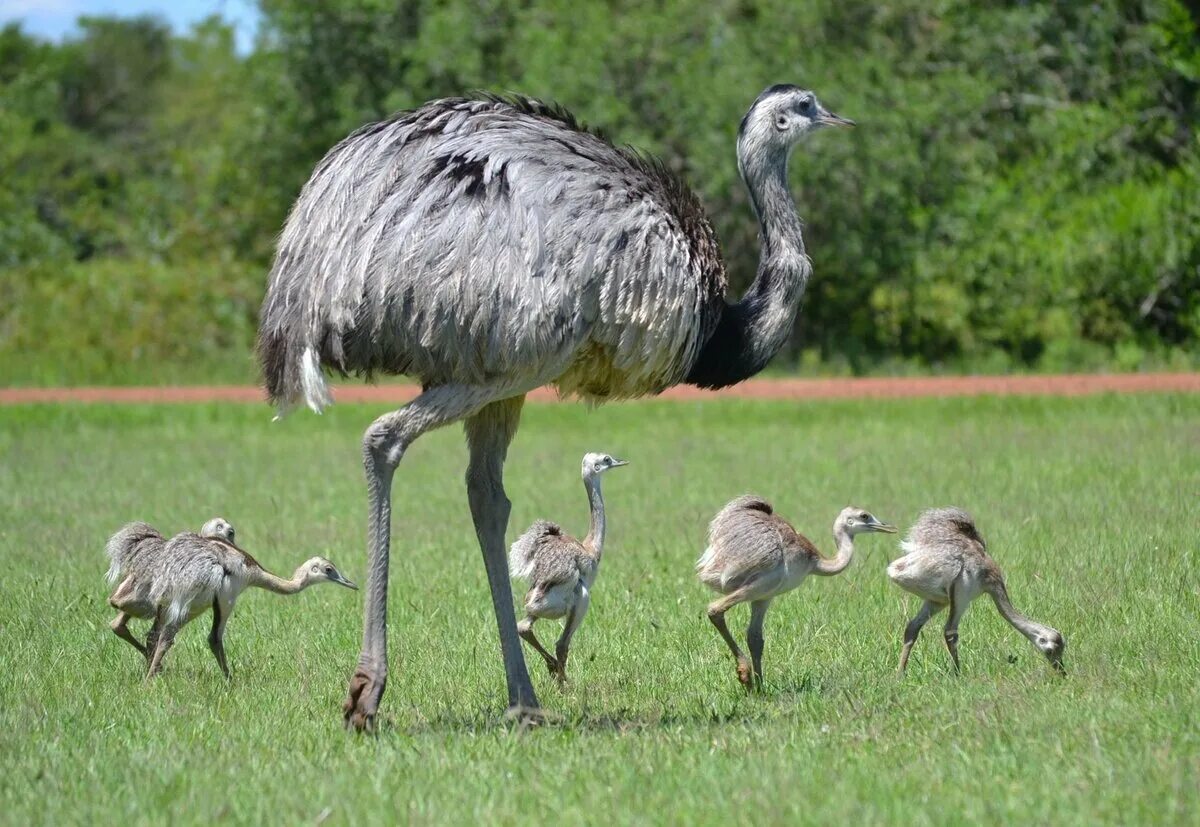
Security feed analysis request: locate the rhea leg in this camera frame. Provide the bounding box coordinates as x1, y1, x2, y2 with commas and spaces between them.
145, 616, 181, 679
898, 601, 943, 672
517, 614, 559, 676
707, 587, 756, 688
465, 397, 540, 717
343, 384, 503, 731
554, 584, 590, 684
944, 581, 969, 674
208, 597, 232, 679
110, 612, 146, 655
746, 599, 771, 690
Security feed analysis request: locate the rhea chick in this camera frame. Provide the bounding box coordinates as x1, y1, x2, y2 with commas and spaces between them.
888, 507, 1065, 674
697, 498, 896, 689
105, 518, 357, 678
509, 452, 628, 685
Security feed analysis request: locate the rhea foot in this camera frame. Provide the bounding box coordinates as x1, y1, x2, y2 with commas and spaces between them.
343, 667, 386, 733
736, 658, 754, 689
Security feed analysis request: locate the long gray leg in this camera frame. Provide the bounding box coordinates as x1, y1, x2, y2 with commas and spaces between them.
746, 598, 771, 690
110, 612, 146, 655
898, 601, 943, 672
344, 383, 508, 732
208, 597, 232, 679
464, 396, 540, 717
554, 584, 590, 685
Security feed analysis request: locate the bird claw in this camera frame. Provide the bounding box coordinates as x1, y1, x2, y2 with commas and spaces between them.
343, 667, 385, 733
736, 660, 754, 689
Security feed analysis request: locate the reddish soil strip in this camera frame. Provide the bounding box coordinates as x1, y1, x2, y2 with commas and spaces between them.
1, 373, 1197, 405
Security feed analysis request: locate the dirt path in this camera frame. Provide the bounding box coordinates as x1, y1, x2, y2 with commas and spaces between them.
1, 373, 1197, 405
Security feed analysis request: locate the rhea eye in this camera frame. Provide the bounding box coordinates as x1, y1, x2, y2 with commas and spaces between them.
325, 566, 334, 575
860, 513, 870, 521
603, 455, 612, 463
799, 98, 813, 112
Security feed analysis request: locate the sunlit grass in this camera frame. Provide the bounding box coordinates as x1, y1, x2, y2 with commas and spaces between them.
0, 394, 1196, 824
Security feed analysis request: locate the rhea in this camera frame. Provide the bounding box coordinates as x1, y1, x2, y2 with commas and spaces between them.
697, 498, 895, 688
509, 452, 627, 685
887, 507, 1066, 674
104, 518, 357, 678
256, 85, 854, 728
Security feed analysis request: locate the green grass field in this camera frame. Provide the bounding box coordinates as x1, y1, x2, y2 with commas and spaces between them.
1, 394, 1197, 825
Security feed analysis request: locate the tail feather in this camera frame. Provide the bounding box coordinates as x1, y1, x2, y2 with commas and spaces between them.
256, 319, 332, 417
509, 520, 561, 580
105, 522, 164, 585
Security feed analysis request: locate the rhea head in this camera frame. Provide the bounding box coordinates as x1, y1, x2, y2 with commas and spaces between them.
200, 517, 236, 544
581, 452, 629, 479
835, 506, 897, 537
737, 85, 853, 169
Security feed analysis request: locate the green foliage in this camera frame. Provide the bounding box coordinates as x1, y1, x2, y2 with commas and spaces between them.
2, 2, 1199, 383
1, 396, 1197, 822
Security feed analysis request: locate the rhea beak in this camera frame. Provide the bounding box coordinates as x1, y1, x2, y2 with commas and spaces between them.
332, 572, 359, 590
871, 519, 898, 534
819, 109, 855, 128
1049, 655, 1066, 675
610, 458, 629, 468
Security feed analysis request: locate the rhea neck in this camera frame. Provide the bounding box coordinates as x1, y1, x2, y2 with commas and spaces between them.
813, 522, 856, 576
581, 472, 608, 556
988, 581, 1050, 642
686, 136, 810, 389
249, 564, 311, 595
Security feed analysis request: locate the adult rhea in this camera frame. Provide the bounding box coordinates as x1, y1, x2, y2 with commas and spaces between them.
256, 86, 854, 729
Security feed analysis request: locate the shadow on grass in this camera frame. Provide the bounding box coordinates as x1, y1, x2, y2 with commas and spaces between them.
360, 681, 830, 737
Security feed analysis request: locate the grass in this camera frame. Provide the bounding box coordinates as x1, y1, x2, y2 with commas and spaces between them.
0, 393, 1197, 825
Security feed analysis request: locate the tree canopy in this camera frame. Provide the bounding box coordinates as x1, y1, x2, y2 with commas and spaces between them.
2, 1, 1197, 384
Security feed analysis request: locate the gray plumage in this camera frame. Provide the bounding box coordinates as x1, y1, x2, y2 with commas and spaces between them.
510, 452, 627, 684
255, 86, 853, 729
888, 507, 1066, 674
104, 519, 357, 678
698, 498, 896, 689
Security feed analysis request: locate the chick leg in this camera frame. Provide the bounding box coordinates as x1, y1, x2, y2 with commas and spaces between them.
554, 585, 590, 685
746, 599, 772, 690
707, 586, 757, 689
899, 601, 943, 673
110, 612, 147, 655
517, 615, 559, 676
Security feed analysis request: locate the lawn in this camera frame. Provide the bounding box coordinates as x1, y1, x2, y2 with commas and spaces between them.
0, 394, 1197, 825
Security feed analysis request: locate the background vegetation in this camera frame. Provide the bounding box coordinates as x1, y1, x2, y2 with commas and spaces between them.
2, 1, 1199, 384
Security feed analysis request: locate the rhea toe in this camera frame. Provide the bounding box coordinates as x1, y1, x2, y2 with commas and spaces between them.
698, 499, 896, 689
105, 517, 357, 678
510, 452, 628, 685
887, 507, 1065, 675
